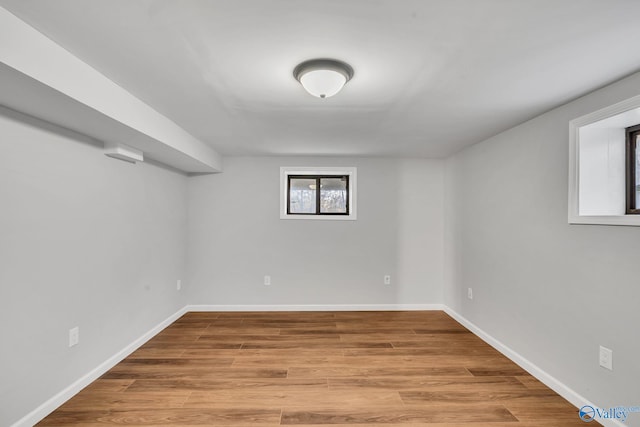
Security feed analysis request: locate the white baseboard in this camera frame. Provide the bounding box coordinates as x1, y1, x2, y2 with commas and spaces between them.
187, 303, 446, 312
443, 307, 625, 427
11, 306, 188, 427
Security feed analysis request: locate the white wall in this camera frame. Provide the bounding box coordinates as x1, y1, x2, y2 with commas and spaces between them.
445, 71, 640, 423
187, 156, 444, 307
0, 107, 188, 427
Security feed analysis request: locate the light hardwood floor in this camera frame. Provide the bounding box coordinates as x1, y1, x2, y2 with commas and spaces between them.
37, 311, 597, 426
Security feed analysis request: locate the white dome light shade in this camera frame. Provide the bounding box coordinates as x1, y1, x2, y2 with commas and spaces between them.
294, 59, 354, 99
300, 69, 346, 98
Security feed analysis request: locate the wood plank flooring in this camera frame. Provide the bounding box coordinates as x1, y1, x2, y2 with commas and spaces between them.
37, 311, 597, 426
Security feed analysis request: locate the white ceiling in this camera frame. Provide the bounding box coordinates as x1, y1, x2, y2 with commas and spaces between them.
2, 0, 640, 158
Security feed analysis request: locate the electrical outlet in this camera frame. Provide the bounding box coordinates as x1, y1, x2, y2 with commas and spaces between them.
69, 327, 79, 347
467, 288, 473, 299
177, 279, 181, 291
599, 346, 613, 370
264, 275, 271, 286
384, 275, 391, 285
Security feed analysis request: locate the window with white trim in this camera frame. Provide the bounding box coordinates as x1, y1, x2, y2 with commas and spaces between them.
569, 94, 640, 226
280, 167, 357, 220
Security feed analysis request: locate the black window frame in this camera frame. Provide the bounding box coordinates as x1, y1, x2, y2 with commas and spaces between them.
287, 174, 350, 216
625, 124, 640, 214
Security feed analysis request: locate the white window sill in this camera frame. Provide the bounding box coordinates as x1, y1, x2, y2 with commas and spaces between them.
569, 214, 640, 227
281, 214, 357, 221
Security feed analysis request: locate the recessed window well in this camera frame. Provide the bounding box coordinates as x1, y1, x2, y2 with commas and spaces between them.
568, 93, 640, 226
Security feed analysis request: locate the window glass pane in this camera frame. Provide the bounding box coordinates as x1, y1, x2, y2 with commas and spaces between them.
633, 135, 640, 209
320, 177, 347, 213
289, 178, 316, 213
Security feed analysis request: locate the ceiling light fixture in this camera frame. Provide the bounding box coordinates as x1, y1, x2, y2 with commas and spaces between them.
293, 59, 354, 99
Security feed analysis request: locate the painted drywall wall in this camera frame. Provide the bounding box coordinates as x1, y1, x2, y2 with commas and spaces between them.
444, 71, 640, 424
0, 107, 188, 426
187, 156, 444, 306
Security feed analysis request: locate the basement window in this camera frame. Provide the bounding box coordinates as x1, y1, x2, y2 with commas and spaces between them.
626, 124, 640, 214
280, 167, 357, 220
568, 94, 640, 226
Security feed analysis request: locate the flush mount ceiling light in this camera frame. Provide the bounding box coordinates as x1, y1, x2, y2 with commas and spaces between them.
293, 59, 354, 99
